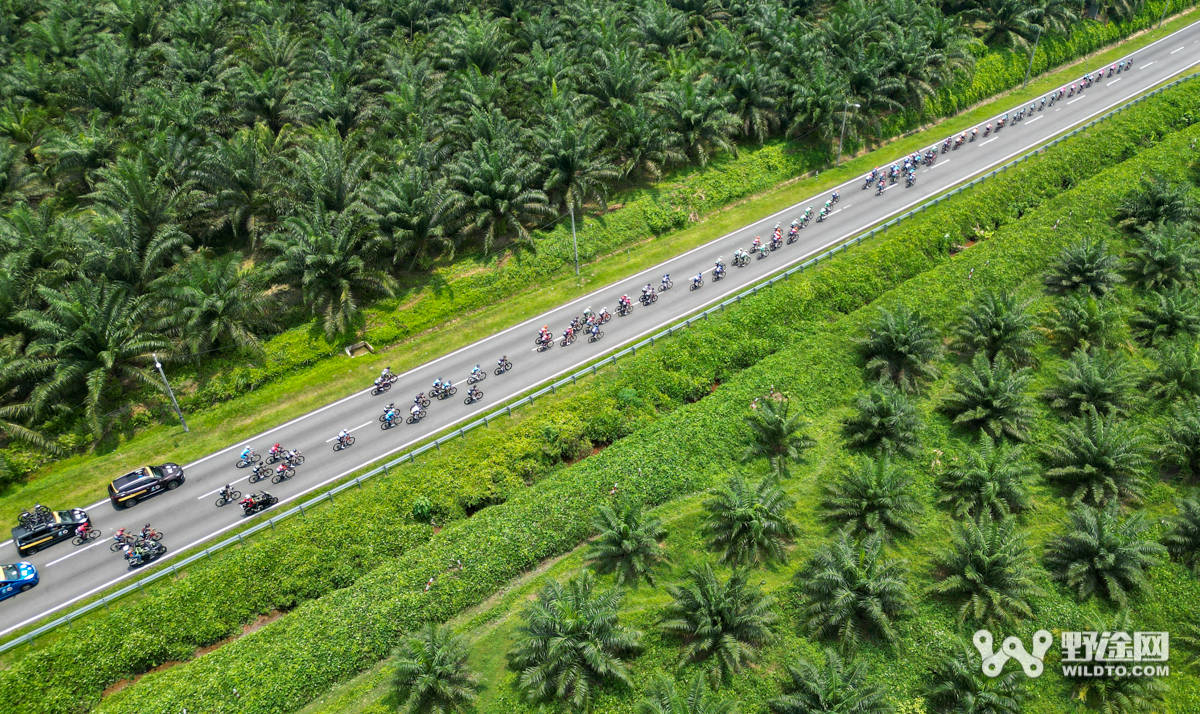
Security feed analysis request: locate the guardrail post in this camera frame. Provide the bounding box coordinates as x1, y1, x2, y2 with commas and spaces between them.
507, 406, 512, 416
328, 491, 335, 503
299, 502, 306, 517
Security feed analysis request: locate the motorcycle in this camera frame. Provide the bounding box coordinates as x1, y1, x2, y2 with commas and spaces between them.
495, 359, 513, 375
240, 492, 278, 516
406, 408, 427, 424
124, 541, 167, 567
333, 435, 356, 451
215, 489, 242, 507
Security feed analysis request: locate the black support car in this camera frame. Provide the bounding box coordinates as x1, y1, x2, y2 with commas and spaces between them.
13, 508, 90, 557
108, 463, 185, 508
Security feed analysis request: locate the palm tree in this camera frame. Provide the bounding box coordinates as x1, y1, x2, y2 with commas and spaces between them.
767, 649, 890, 714
1116, 176, 1199, 230
741, 393, 816, 480
538, 105, 620, 215
607, 99, 685, 181
701, 473, 799, 568
1043, 238, 1123, 297
392, 623, 480, 714
288, 129, 371, 215
1042, 406, 1147, 507
11, 277, 167, 441
152, 250, 275, 357
962, 0, 1046, 49
1147, 337, 1200, 402
925, 642, 1028, 714
941, 353, 1033, 442
1042, 293, 1126, 353
930, 513, 1042, 627
659, 75, 739, 166
637, 674, 737, 714
796, 531, 909, 652
1067, 610, 1167, 713
1125, 222, 1200, 291
508, 571, 641, 710
1158, 397, 1200, 478
1043, 348, 1136, 417
721, 60, 783, 144
586, 504, 669, 587
194, 124, 286, 245
821, 456, 922, 540
363, 162, 452, 267
265, 202, 397, 340
951, 289, 1039, 366
856, 305, 941, 392
1163, 497, 1200, 576
1132, 285, 1200, 346
842, 385, 922, 456
660, 564, 777, 684
937, 436, 1032, 520
1045, 506, 1165, 606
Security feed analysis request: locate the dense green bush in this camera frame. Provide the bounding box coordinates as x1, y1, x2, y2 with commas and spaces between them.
78, 86, 1200, 714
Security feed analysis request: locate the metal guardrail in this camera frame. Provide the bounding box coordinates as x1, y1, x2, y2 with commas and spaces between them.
3, 68, 1197, 656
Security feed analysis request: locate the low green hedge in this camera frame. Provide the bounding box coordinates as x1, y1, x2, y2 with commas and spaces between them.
80, 93, 1200, 714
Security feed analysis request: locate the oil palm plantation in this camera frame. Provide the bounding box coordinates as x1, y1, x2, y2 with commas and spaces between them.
152, 250, 275, 356
1116, 176, 1199, 230
925, 642, 1028, 714
586, 504, 669, 587
741, 393, 816, 480
508, 571, 641, 710
1043, 238, 1124, 297
1042, 292, 1127, 353
1045, 506, 1165, 606
796, 531, 909, 652
941, 353, 1034, 441
265, 202, 396, 339
637, 674, 737, 714
841, 385, 922, 456
392, 623, 480, 714
660, 564, 777, 684
767, 649, 890, 714
930, 513, 1042, 627
1042, 348, 1137, 417
1042, 406, 1148, 507
1163, 497, 1200, 576
820, 456, 922, 540
1147, 336, 1200, 402
1132, 285, 1200, 346
937, 436, 1032, 520
856, 305, 941, 392
701, 473, 799, 568
1157, 397, 1200, 478
951, 289, 1039, 366
1125, 222, 1200, 291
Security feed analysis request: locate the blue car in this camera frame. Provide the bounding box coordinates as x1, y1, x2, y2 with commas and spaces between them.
0, 562, 38, 601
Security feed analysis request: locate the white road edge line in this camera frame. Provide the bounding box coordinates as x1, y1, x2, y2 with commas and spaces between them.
10, 24, 1200, 640
46, 539, 108, 567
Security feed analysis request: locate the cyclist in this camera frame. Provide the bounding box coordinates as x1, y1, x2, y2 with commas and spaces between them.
337, 429, 350, 446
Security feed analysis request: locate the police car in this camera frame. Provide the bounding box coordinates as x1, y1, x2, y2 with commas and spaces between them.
107, 463, 185, 508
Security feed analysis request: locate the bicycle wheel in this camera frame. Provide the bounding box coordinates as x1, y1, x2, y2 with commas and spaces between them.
448, 386, 457, 396
347, 435, 356, 445
72, 535, 88, 545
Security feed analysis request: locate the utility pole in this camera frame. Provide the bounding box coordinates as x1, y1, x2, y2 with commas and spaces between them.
1023, 25, 1042, 90
153, 353, 188, 432
569, 204, 579, 276
836, 102, 860, 167
1159, 0, 1170, 28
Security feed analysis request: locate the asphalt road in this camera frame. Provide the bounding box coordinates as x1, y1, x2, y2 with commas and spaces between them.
4, 22, 1200, 637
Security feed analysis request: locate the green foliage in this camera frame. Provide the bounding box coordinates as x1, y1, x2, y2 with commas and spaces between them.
796, 531, 909, 652
701, 473, 799, 568
820, 455, 922, 540
1147, 336, 1200, 401
1116, 175, 1199, 230
1067, 612, 1167, 713
1163, 497, 1200, 576
1042, 348, 1137, 417
950, 289, 1039, 366
937, 436, 1032, 520
1042, 406, 1148, 507
856, 306, 942, 392
586, 504, 669, 588
941, 353, 1034, 441
637, 675, 737, 714
930, 514, 1042, 628
1043, 238, 1124, 297
507, 572, 641, 711
1042, 292, 1127, 352
392, 624, 480, 714
1131, 285, 1200, 345
741, 393, 816, 481
925, 643, 1027, 714
842, 385, 923, 456
1124, 222, 1200, 290
1045, 506, 1166, 606
660, 565, 777, 685
1157, 396, 1200, 478
766, 649, 891, 714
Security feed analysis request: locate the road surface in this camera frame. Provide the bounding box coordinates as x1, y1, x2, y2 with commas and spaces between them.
4, 21, 1200, 636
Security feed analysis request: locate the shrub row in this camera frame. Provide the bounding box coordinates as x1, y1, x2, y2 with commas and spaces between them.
83, 93, 1200, 714
173, 5, 1197, 410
